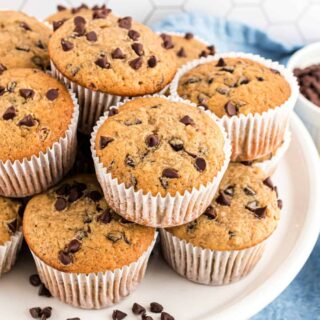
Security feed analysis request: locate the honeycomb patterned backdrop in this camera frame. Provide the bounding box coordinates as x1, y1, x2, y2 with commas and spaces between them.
2, 0, 320, 45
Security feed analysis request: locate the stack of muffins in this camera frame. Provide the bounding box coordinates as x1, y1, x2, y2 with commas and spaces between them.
0, 3, 299, 315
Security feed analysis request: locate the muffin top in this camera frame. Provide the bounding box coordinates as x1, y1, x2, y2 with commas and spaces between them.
23, 175, 155, 273
0, 11, 51, 70
0, 68, 74, 162
160, 32, 215, 68
167, 164, 281, 250
49, 12, 177, 96
0, 197, 21, 245
177, 57, 291, 117
95, 96, 226, 197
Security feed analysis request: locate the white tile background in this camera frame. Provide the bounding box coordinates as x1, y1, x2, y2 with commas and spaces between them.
2, 0, 320, 45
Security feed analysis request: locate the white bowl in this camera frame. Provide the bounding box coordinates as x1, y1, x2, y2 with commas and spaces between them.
287, 42, 320, 152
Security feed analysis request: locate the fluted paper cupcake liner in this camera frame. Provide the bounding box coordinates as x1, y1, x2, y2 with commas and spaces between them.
0, 231, 23, 276
160, 229, 266, 285
170, 52, 299, 161
31, 232, 157, 309
0, 90, 79, 198
91, 94, 231, 227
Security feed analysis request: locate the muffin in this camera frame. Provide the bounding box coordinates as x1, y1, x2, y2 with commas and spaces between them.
170, 52, 298, 161
91, 95, 231, 227
0, 68, 78, 197
161, 163, 282, 285
49, 11, 177, 133
0, 11, 51, 70
0, 197, 23, 276
23, 174, 157, 309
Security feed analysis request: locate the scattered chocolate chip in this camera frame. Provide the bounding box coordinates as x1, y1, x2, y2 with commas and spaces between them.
46, 89, 59, 101
177, 47, 187, 58
244, 186, 256, 196
61, 39, 74, 51
161, 312, 174, 320
57, 4, 66, 11
228, 230, 236, 238
222, 66, 234, 73
238, 76, 250, 85
147, 56, 157, 68
2, 106, 16, 120
111, 48, 125, 59
95, 57, 111, 69
7, 219, 17, 233
0, 64, 7, 75
38, 284, 52, 297
56, 183, 70, 196
74, 16, 86, 27
29, 307, 42, 319
92, 8, 111, 19
162, 39, 174, 49
58, 250, 72, 265
253, 206, 267, 219
150, 302, 163, 313
54, 197, 67, 211
20, 22, 31, 31
277, 199, 283, 209
108, 108, 119, 117
86, 31, 97, 42
15, 45, 30, 52
52, 19, 65, 31
187, 220, 197, 232
216, 58, 226, 67
169, 138, 184, 151
270, 68, 280, 75
29, 274, 41, 287
68, 187, 83, 203
128, 29, 140, 40
68, 239, 81, 253
162, 168, 179, 179
0, 86, 5, 95
19, 88, 34, 99
107, 232, 123, 243
18, 114, 36, 127
224, 185, 235, 196
224, 101, 238, 117
245, 200, 259, 212
87, 190, 102, 201
145, 134, 159, 148
204, 205, 216, 220
263, 177, 274, 190
241, 161, 253, 166
257, 76, 264, 81
184, 32, 193, 39
100, 136, 114, 149
132, 43, 144, 56
216, 191, 231, 206
118, 16, 132, 29
142, 315, 153, 320
132, 303, 146, 315
97, 209, 112, 224
207, 45, 215, 55
129, 57, 143, 70
125, 154, 136, 167
195, 157, 206, 172
42, 306, 52, 318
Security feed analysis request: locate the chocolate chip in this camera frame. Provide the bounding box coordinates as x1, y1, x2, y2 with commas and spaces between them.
97, 209, 112, 224
87, 190, 102, 201
57, 4, 66, 11
245, 200, 259, 212
224, 101, 238, 117
238, 76, 250, 85
228, 230, 236, 238
241, 161, 253, 166
277, 199, 283, 209
54, 197, 67, 211
19, 88, 34, 99
15, 45, 30, 52
20, 22, 31, 31
0, 64, 7, 75
53, 19, 66, 31
147, 56, 157, 68
61, 39, 74, 51
112, 310, 127, 320
108, 108, 119, 117
142, 315, 153, 320
118, 16, 132, 29
216, 191, 231, 206
132, 303, 146, 315
132, 43, 144, 56
253, 206, 267, 219
263, 177, 274, 190
184, 32, 193, 39
86, 31, 97, 42
162, 168, 179, 179
199, 50, 208, 58
68, 239, 81, 253
222, 66, 234, 73
111, 48, 125, 59
224, 185, 235, 196
161, 312, 174, 320
150, 302, 163, 313
204, 205, 216, 220
207, 45, 215, 55
95, 57, 111, 69
162, 39, 174, 49
195, 157, 206, 172
2, 106, 16, 120
38, 284, 51, 297
18, 114, 36, 127
56, 183, 70, 196
92, 8, 111, 19
169, 138, 183, 151
100, 136, 114, 149
7, 219, 17, 233
145, 134, 159, 148
129, 57, 143, 70
177, 47, 187, 58
74, 16, 86, 26
29, 307, 42, 319
46, 89, 59, 101
270, 68, 280, 75
29, 274, 41, 287
216, 58, 226, 67
128, 29, 140, 40
180, 115, 194, 126
183, 77, 201, 85
42, 307, 52, 318
107, 232, 123, 243
58, 250, 72, 265
0, 86, 5, 95
244, 186, 256, 196
68, 186, 83, 203
125, 154, 136, 167
257, 76, 264, 81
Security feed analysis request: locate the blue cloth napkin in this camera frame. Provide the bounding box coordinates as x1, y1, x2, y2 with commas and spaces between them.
153, 12, 319, 320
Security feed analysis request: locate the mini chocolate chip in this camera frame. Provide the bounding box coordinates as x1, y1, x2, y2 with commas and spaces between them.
86, 31, 97, 42
0, 86, 5, 95
147, 56, 157, 68
125, 154, 136, 167
224, 101, 238, 117
222, 66, 234, 73
54, 197, 67, 211
19, 88, 34, 99
263, 177, 274, 190
132, 43, 144, 56
128, 29, 140, 40
129, 57, 143, 70
95, 57, 111, 69
38, 284, 51, 297
277, 199, 283, 209
15, 45, 30, 52
184, 32, 193, 39
177, 47, 187, 58
169, 138, 184, 151
257, 76, 264, 81
216, 191, 231, 206
228, 230, 236, 238
142, 315, 153, 320
74, 23, 86, 36
118, 16, 132, 29
87, 190, 102, 201
68, 239, 81, 253
253, 206, 267, 219
204, 205, 216, 220
241, 161, 253, 166
68, 187, 83, 203
56, 183, 70, 196
107, 231, 123, 243
53, 19, 66, 31
108, 108, 119, 117
74, 16, 86, 26
0, 64, 7, 74
61, 39, 74, 51
270, 68, 280, 75
145, 134, 159, 148
199, 50, 208, 58
7, 219, 17, 233
132, 303, 146, 315
238, 76, 250, 85
112, 309, 127, 320
46, 89, 59, 101
245, 200, 259, 212
224, 185, 235, 196
195, 157, 206, 172
58, 250, 72, 265
57, 4, 66, 11
2, 106, 16, 120
92, 8, 111, 19
29, 307, 42, 318
75, 182, 86, 192
180, 115, 194, 126
20, 22, 31, 31
216, 58, 226, 67
111, 48, 125, 59
42, 306, 52, 318
244, 186, 256, 196
150, 302, 163, 313
100, 136, 114, 149
207, 45, 215, 55
162, 168, 179, 179
97, 209, 112, 224
29, 274, 41, 287
183, 77, 201, 85
161, 312, 174, 320
18, 114, 36, 127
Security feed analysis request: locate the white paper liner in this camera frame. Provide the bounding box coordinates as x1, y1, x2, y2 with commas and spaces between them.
169, 52, 299, 161
90, 94, 231, 227
0, 90, 79, 198
160, 229, 266, 285
0, 231, 23, 276
31, 232, 157, 309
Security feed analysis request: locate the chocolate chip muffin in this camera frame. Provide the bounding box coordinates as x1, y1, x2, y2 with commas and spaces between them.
24, 174, 156, 308
0, 11, 51, 70
161, 163, 282, 284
